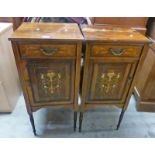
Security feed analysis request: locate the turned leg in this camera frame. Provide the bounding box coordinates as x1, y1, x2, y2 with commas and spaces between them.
74, 111, 77, 131
117, 109, 125, 130
29, 113, 37, 136
79, 112, 83, 132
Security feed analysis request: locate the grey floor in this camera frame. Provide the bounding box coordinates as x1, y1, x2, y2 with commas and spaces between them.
0, 95, 155, 138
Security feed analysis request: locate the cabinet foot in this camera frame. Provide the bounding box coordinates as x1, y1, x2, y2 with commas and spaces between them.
74, 111, 77, 131
79, 112, 83, 132
29, 113, 37, 136
117, 109, 125, 130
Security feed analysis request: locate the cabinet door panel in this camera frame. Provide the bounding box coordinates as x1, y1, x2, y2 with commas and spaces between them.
27, 60, 75, 106
86, 60, 134, 103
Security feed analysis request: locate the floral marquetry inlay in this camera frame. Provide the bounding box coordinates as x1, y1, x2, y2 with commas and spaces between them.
97, 70, 121, 94
40, 72, 62, 96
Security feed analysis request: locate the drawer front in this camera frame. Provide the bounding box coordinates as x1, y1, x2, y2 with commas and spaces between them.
26, 60, 75, 106
18, 43, 76, 58
91, 45, 143, 57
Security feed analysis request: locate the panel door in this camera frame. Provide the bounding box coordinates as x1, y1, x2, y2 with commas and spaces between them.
26, 60, 75, 106
86, 59, 136, 104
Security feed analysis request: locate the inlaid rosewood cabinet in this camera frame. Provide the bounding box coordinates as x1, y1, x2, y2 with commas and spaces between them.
9, 23, 83, 135
79, 25, 150, 131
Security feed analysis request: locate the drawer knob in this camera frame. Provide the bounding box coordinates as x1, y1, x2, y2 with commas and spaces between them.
109, 48, 125, 56
40, 47, 58, 56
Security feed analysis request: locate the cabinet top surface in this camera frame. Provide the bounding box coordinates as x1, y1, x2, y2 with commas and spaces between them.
9, 23, 83, 41
81, 25, 150, 43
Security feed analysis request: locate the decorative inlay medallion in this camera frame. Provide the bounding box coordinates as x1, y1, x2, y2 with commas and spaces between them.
40, 72, 62, 96
97, 70, 121, 94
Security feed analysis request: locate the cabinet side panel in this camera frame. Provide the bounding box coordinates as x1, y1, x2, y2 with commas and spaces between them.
141, 48, 155, 100
135, 47, 155, 97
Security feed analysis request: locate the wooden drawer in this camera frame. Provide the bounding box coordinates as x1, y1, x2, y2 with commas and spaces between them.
18, 43, 76, 58
90, 45, 143, 57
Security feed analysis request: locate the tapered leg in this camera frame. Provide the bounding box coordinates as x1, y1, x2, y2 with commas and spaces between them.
74, 111, 77, 131
117, 109, 125, 130
79, 112, 83, 132
29, 113, 37, 136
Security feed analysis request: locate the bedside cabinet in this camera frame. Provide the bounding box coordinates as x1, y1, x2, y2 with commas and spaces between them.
79, 25, 150, 131
9, 23, 83, 135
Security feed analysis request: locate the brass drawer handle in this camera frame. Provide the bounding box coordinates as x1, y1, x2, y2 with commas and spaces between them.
40, 47, 58, 56
109, 48, 125, 56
